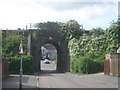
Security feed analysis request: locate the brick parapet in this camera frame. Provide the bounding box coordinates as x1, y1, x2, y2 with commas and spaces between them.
104, 53, 120, 77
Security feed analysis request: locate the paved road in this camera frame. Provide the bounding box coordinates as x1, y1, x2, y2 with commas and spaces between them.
41, 60, 56, 71
2, 61, 118, 89
37, 71, 114, 88
36, 61, 118, 88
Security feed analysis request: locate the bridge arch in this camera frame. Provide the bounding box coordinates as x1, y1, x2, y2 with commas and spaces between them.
41, 40, 62, 71
29, 30, 70, 73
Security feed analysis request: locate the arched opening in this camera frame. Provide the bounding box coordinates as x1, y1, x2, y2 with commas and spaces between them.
40, 43, 57, 72
30, 31, 70, 73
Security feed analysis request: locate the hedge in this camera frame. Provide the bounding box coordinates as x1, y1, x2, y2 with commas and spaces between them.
70, 56, 104, 74
9, 55, 35, 75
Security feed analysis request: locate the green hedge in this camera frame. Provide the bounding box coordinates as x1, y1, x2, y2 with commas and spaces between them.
9, 55, 35, 75
71, 56, 104, 74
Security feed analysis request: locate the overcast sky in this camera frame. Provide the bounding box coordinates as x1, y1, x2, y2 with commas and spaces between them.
0, 0, 119, 30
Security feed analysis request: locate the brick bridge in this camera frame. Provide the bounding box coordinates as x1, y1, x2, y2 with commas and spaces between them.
3, 29, 70, 73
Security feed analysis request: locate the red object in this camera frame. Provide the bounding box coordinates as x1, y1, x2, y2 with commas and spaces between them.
18, 41, 24, 55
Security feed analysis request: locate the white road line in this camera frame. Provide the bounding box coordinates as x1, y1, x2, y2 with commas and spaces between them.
37, 78, 39, 88
35, 73, 40, 88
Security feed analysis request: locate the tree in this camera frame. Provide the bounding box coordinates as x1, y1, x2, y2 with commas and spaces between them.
104, 22, 120, 52
34, 21, 59, 31
59, 20, 83, 41
90, 27, 104, 36
2, 32, 27, 57
17, 28, 22, 30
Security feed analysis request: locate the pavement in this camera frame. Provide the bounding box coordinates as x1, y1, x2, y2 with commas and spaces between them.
76, 72, 119, 88
2, 74, 38, 88
2, 72, 119, 89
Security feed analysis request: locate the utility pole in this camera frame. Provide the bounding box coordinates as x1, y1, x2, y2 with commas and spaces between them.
30, 23, 31, 29
27, 33, 31, 55
26, 25, 27, 30
19, 55, 23, 89
18, 41, 24, 90
23, 28, 24, 35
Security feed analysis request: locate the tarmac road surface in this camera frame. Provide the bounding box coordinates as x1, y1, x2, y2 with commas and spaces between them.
36, 61, 118, 88
2, 61, 118, 89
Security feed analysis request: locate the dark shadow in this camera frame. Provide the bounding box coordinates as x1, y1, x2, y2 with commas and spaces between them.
40, 70, 57, 73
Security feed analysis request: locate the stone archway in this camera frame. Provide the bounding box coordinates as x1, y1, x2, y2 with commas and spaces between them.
30, 30, 70, 73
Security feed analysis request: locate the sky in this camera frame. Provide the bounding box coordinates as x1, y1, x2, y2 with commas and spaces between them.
0, 0, 119, 30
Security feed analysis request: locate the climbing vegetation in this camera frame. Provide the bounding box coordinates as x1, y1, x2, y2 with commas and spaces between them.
69, 21, 120, 74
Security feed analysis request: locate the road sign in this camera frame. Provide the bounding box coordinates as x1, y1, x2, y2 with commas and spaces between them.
18, 41, 24, 55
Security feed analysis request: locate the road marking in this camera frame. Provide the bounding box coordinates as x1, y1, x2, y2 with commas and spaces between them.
37, 77, 39, 88
35, 73, 40, 88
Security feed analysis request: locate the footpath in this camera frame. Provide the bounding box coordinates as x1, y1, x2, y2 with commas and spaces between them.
79, 72, 119, 88
2, 74, 38, 88
2, 73, 119, 89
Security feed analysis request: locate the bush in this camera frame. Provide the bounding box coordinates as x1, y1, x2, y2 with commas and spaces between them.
70, 58, 80, 73
86, 53, 104, 72
9, 55, 35, 75
2, 33, 27, 58
70, 56, 104, 74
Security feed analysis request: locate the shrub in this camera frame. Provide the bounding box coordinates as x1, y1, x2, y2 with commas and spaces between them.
70, 56, 104, 74
9, 55, 35, 75
2, 33, 27, 58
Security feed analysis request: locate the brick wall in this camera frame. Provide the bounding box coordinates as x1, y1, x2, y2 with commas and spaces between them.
104, 53, 120, 77
2, 58, 9, 78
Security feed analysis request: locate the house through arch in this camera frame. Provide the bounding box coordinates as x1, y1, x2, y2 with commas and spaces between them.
41, 43, 57, 71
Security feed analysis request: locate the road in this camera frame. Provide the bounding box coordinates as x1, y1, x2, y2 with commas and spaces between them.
41, 60, 56, 71
2, 61, 118, 89
37, 61, 117, 88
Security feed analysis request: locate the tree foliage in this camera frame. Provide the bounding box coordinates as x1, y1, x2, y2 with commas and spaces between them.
35, 21, 59, 31
69, 21, 120, 74
59, 20, 83, 41
90, 27, 104, 36
2, 32, 27, 57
